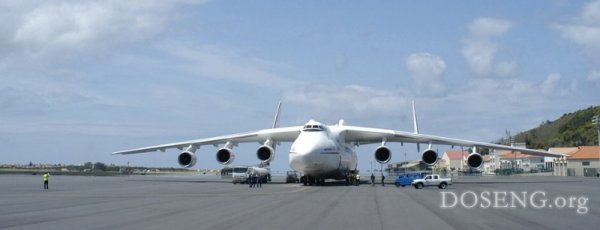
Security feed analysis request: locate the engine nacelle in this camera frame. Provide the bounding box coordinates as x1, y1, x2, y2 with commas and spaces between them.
256, 145, 275, 164
374, 146, 392, 164
466, 153, 483, 169
216, 148, 235, 165
178, 151, 197, 168
421, 149, 438, 165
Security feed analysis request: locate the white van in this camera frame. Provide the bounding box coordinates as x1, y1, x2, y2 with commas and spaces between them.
232, 166, 249, 184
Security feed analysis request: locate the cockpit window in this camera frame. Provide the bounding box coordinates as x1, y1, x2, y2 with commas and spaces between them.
303, 125, 324, 131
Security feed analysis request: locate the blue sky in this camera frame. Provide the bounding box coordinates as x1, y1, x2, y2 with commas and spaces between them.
1, 0, 599, 173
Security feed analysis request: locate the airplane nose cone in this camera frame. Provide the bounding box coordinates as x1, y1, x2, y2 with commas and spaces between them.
289, 133, 339, 175
290, 146, 323, 172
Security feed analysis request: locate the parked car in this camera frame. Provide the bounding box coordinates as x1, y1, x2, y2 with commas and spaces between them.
286, 171, 300, 183
394, 172, 427, 187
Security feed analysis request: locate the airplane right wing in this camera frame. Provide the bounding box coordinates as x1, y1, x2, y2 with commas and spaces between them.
342, 126, 566, 158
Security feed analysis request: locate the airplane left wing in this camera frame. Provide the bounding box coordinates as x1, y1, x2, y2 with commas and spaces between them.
112, 126, 303, 155
342, 126, 565, 158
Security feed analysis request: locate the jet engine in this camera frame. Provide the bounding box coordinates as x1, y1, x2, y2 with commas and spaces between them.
178, 151, 197, 168
216, 148, 235, 165
374, 146, 392, 164
466, 153, 483, 169
256, 145, 275, 164
421, 149, 438, 165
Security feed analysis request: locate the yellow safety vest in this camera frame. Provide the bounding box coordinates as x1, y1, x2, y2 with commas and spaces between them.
43, 174, 48, 181
356, 174, 360, 180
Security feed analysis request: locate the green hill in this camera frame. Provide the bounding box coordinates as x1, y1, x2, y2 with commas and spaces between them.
510, 106, 600, 149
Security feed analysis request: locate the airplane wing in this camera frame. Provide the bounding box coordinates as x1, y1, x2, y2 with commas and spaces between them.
342, 126, 566, 157
112, 126, 303, 155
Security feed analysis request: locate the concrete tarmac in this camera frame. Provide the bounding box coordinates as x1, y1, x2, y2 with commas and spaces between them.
1, 174, 599, 230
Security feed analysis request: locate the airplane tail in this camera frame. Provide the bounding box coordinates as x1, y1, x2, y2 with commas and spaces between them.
413, 100, 421, 152
272, 101, 282, 129
412, 100, 419, 134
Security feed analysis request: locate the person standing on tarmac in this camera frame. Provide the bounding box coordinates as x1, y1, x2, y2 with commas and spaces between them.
43, 172, 49, 190
248, 173, 253, 188
355, 174, 361, 186
257, 175, 262, 188
381, 173, 385, 186
370, 173, 375, 186
248, 174, 254, 188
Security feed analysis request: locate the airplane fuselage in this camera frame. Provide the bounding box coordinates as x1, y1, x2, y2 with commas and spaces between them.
288, 121, 357, 179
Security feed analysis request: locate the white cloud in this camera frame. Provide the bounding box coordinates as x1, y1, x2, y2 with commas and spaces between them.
588, 69, 600, 83
405, 52, 447, 96
1, 0, 204, 65
467, 17, 512, 38
446, 78, 546, 115
163, 44, 298, 89
554, 0, 600, 52
461, 17, 516, 77
283, 85, 409, 121
541, 73, 561, 95
494, 61, 517, 77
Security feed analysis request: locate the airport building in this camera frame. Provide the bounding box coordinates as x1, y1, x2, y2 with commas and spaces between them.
441, 150, 468, 172
559, 146, 600, 177
497, 151, 546, 172
549, 147, 579, 176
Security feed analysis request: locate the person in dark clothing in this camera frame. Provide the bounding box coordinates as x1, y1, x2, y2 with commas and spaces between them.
370, 174, 375, 186
257, 175, 262, 188
381, 174, 385, 186
252, 174, 258, 188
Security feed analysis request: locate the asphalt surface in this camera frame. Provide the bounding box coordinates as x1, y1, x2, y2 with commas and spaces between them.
1, 174, 599, 230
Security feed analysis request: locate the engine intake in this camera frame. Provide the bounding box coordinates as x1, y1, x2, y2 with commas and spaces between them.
374, 146, 392, 164
467, 153, 483, 169
256, 145, 275, 163
216, 148, 235, 165
421, 149, 438, 165
178, 151, 197, 168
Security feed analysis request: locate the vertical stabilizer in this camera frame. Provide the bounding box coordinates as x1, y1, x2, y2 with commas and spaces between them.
412, 100, 419, 134
272, 101, 282, 129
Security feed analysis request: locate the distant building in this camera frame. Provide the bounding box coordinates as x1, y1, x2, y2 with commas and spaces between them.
387, 160, 429, 175
549, 147, 578, 176
482, 155, 495, 174
565, 146, 600, 177
441, 150, 467, 172
498, 151, 545, 172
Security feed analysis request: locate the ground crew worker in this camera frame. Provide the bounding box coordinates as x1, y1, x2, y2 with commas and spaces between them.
43, 172, 49, 190
257, 175, 262, 188
370, 173, 375, 186
381, 174, 385, 186
248, 174, 253, 188
355, 174, 361, 186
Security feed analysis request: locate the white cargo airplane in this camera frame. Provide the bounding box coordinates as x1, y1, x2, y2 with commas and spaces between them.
113, 102, 564, 185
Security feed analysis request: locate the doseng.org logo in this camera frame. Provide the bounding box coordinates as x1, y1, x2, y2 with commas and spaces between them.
440, 190, 589, 215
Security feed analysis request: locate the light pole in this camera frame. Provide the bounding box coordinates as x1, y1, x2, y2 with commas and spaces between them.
593, 115, 600, 174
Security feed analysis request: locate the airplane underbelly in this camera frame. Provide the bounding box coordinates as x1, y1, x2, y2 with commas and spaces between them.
290, 153, 340, 176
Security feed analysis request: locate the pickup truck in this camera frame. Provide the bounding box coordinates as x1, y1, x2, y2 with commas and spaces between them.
411, 174, 452, 189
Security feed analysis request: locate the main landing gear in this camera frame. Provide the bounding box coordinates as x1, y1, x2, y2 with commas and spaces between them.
301, 176, 325, 186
